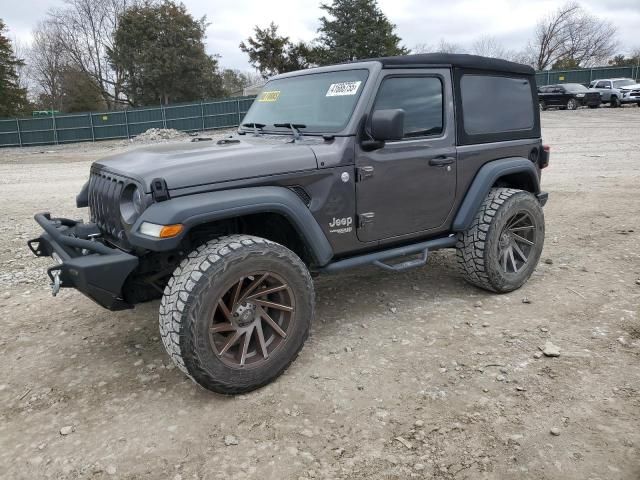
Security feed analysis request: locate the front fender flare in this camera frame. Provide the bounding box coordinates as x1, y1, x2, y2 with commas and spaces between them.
452, 157, 540, 232
128, 186, 333, 265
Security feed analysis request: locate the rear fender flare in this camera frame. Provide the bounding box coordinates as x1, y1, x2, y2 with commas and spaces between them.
452, 157, 540, 232
128, 186, 333, 265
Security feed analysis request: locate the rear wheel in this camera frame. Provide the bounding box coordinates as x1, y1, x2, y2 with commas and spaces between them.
539, 100, 547, 111
456, 188, 545, 293
159, 235, 314, 394
566, 98, 578, 110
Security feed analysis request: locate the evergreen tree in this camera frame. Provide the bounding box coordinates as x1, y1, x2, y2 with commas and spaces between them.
108, 1, 224, 106
0, 19, 29, 117
240, 23, 312, 78
313, 0, 408, 65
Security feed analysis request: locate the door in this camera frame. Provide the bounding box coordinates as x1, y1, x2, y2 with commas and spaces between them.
593, 80, 611, 101
543, 86, 563, 106
355, 70, 457, 242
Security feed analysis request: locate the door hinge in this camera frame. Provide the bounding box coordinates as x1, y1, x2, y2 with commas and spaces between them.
356, 166, 374, 182
358, 212, 375, 229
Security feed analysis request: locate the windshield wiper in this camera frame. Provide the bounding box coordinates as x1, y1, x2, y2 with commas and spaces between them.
241, 122, 266, 136
273, 123, 307, 141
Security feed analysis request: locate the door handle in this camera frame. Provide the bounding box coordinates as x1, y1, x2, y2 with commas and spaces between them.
429, 157, 455, 167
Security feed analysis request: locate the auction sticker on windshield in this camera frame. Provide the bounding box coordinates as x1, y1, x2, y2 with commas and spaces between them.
326, 81, 362, 97
259, 91, 280, 102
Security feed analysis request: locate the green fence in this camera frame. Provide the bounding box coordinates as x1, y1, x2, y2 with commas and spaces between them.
2, 65, 640, 148
0, 96, 256, 148
535, 65, 640, 87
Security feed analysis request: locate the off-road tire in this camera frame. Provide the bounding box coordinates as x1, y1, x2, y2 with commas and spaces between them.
456, 188, 545, 293
610, 96, 620, 108
159, 235, 314, 394
539, 100, 547, 111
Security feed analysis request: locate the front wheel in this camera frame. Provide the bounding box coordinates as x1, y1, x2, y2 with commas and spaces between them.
159, 235, 314, 394
456, 188, 545, 293
539, 100, 547, 111
610, 96, 621, 108
566, 98, 578, 110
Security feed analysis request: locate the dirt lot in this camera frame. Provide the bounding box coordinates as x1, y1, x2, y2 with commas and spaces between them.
0, 109, 639, 480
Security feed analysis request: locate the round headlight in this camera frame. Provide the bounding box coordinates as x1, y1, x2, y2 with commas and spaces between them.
120, 184, 144, 224
132, 187, 144, 214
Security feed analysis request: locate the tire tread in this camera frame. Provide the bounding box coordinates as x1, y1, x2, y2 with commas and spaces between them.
159, 235, 313, 394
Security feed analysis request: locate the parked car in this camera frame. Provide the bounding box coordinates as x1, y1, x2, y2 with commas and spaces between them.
29, 53, 549, 394
538, 83, 601, 110
588, 78, 640, 107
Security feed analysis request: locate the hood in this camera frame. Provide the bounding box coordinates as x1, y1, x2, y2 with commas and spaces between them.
619, 83, 640, 91
94, 136, 319, 192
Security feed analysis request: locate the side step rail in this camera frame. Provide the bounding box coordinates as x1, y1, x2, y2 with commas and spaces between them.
373, 248, 429, 272
319, 236, 457, 273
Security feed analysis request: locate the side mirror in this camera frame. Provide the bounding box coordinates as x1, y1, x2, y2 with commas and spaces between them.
370, 109, 404, 141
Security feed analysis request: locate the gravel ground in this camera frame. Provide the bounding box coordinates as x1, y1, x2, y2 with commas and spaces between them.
0, 110, 639, 479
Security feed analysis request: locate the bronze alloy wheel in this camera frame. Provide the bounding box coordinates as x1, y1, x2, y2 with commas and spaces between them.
497, 211, 536, 274
209, 272, 295, 369
457, 188, 544, 293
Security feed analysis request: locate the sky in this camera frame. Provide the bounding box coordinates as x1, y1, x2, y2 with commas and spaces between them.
3, 0, 640, 72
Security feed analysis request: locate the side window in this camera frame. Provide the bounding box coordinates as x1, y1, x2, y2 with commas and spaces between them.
595, 81, 607, 88
460, 75, 534, 135
373, 77, 443, 138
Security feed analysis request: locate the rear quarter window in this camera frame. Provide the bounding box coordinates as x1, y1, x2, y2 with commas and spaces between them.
460, 75, 534, 135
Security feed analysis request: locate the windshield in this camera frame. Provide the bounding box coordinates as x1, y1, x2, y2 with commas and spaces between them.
563, 84, 588, 93
613, 79, 635, 88
241, 69, 369, 134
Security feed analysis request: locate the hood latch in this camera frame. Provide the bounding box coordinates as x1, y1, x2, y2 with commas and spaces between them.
151, 178, 170, 202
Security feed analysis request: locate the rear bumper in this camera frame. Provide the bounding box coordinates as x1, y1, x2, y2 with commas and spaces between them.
28, 213, 138, 311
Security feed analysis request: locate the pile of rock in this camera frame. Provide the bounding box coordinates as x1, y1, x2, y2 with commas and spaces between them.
133, 128, 188, 143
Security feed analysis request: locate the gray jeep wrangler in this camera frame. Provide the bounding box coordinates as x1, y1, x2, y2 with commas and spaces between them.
29, 54, 549, 394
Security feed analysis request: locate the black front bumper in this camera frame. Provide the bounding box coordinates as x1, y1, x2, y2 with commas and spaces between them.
28, 213, 138, 311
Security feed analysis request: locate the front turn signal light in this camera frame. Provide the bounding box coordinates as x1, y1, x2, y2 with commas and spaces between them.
140, 222, 184, 238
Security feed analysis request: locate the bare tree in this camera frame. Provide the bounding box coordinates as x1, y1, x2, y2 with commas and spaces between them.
411, 43, 431, 54
471, 36, 508, 59
48, 0, 143, 108
435, 39, 466, 54
28, 21, 67, 109
412, 39, 466, 54
527, 2, 617, 70
11, 37, 31, 95
469, 36, 533, 64
562, 8, 617, 67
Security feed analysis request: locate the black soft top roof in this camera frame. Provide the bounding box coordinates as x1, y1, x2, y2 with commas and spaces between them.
353, 53, 535, 76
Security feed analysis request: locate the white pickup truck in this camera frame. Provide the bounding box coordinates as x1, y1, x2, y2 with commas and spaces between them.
589, 78, 640, 107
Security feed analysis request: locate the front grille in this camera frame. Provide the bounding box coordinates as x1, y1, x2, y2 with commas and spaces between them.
88, 168, 128, 241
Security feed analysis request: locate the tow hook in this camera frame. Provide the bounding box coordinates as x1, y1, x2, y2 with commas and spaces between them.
50, 252, 63, 297
51, 270, 61, 297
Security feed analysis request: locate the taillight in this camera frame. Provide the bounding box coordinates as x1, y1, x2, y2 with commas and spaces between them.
540, 145, 550, 169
